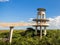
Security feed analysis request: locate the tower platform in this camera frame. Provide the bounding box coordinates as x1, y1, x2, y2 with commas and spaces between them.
33, 19, 49, 22
33, 23, 49, 27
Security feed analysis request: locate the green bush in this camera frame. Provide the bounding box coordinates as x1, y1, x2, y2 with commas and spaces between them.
0, 30, 60, 45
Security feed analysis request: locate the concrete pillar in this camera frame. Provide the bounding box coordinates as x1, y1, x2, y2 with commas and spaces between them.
35, 26, 37, 35
44, 27, 46, 36
40, 15, 42, 19
40, 26, 42, 39
9, 26, 14, 44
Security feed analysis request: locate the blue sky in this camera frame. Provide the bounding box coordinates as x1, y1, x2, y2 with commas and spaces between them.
0, 0, 60, 29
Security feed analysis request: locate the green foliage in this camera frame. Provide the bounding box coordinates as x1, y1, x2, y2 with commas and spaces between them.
0, 29, 60, 45
0, 32, 9, 38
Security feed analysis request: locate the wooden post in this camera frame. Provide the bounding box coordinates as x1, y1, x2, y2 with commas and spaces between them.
44, 27, 46, 36
40, 26, 42, 39
9, 26, 14, 44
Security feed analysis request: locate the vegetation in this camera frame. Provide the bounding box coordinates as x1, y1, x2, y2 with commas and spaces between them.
0, 28, 60, 45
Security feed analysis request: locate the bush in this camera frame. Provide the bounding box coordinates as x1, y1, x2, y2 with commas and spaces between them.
0, 30, 60, 45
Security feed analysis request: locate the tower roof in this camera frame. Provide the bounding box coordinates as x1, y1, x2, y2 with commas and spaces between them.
37, 8, 46, 11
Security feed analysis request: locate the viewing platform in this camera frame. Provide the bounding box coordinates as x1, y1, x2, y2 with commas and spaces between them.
33, 23, 49, 27
33, 19, 49, 22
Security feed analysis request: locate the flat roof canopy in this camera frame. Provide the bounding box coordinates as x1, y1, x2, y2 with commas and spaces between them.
0, 22, 32, 27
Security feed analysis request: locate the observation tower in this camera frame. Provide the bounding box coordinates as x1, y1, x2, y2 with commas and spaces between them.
33, 8, 49, 39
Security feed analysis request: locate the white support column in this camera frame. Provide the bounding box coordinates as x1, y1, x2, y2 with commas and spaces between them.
44, 27, 46, 36
40, 26, 42, 39
9, 26, 14, 44
40, 15, 42, 19
44, 14, 46, 19
35, 26, 37, 35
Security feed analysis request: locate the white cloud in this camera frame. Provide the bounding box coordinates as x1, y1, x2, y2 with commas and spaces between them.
48, 16, 60, 29
28, 18, 34, 21
29, 16, 60, 29
0, 0, 9, 2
